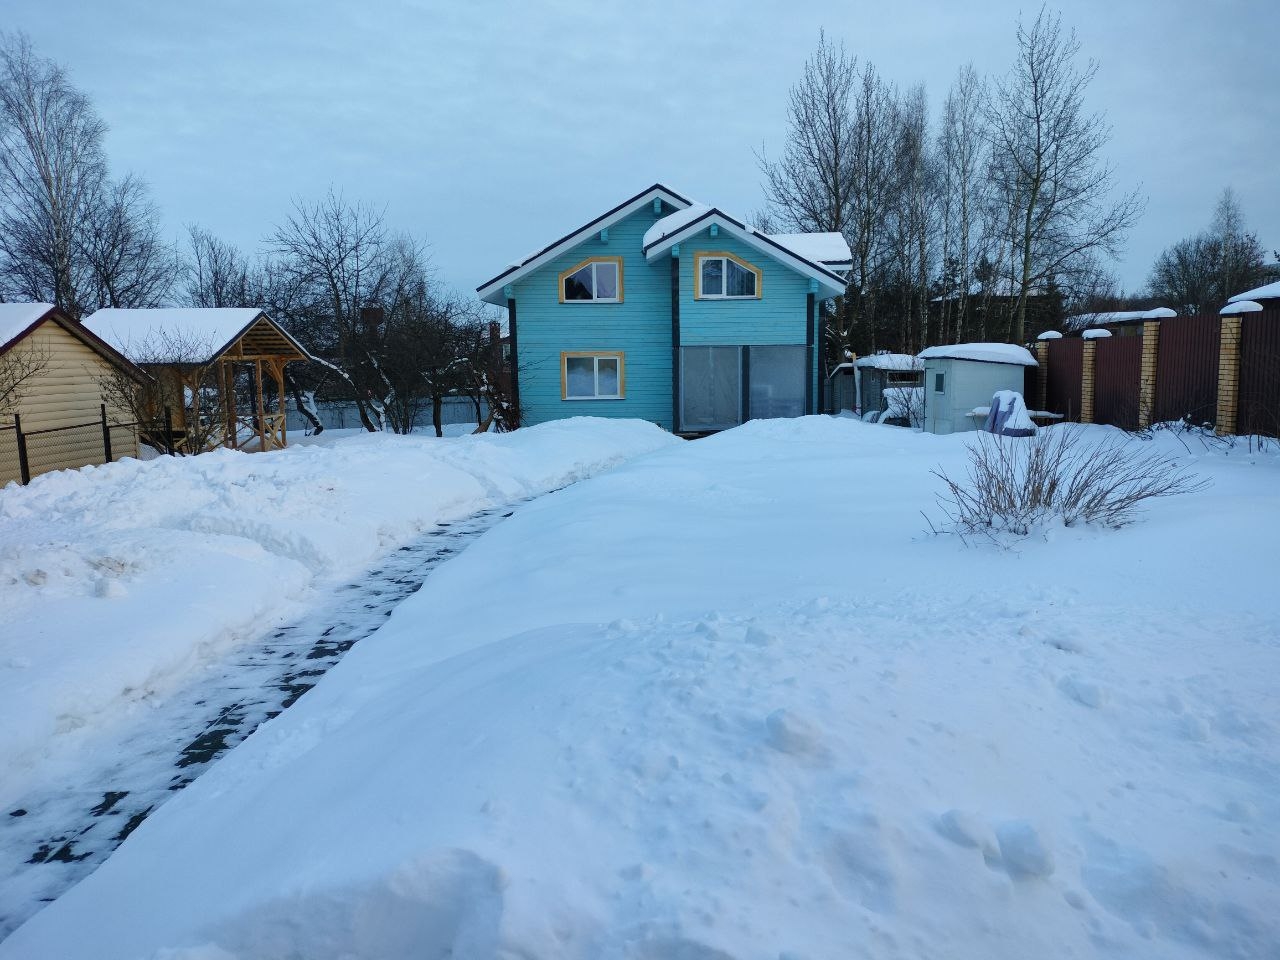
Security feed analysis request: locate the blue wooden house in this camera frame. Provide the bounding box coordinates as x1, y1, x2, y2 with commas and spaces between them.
477, 184, 850, 433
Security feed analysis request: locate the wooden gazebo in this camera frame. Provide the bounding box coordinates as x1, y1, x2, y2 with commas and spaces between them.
82, 308, 311, 453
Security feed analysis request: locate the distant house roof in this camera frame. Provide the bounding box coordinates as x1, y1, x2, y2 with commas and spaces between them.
476, 184, 694, 305
854, 353, 921, 371
1228, 280, 1280, 303
0, 302, 149, 381
82, 308, 310, 365
641, 205, 848, 299
917, 343, 1038, 367
1064, 307, 1176, 330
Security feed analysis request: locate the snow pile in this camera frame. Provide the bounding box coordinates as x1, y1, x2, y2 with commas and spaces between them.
1037, 330, 1063, 340
1228, 279, 1280, 303
918, 342, 1038, 366
641, 203, 710, 249
1222, 300, 1263, 314
0, 418, 677, 804
3, 418, 1277, 959
882, 385, 923, 425
1083, 328, 1113, 339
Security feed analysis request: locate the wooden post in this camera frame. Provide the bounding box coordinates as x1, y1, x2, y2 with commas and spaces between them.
1138, 320, 1160, 429
275, 359, 288, 448
1080, 339, 1096, 424
221, 361, 237, 449
1033, 341, 1050, 411
14, 413, 30, 484
100, 403, 113, 463
253, 359, 267, 452
1215, 315, 1242, 436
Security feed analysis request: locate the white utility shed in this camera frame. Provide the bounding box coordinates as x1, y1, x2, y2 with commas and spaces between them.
917, 343, 1038, 435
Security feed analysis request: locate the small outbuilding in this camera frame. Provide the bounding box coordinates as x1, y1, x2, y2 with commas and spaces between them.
82, 308, 310, 454
1, 302, 150, 483
917, 342, 1038, 435
854, 353, 923, 422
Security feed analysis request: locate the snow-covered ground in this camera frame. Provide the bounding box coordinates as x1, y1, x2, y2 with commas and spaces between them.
4, 417, 1279, 959
0, 418, 678, 810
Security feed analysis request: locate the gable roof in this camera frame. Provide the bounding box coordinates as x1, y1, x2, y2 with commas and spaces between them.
641, 206, 849, 298
477, 184, 694, 305
768, 233, 853, 271
0, 302, 151, 382
82, 308, 310, 365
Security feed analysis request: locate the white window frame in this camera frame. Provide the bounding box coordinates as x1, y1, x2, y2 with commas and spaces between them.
558, 257, 623, 304
695, 253, 762, 300
561, 351, 625, 400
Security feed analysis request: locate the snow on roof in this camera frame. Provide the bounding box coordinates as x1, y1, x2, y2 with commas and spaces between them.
854, 352, 921, 371
767, 232, 852, 267
1082, 328, 1113, 339
83, 308, 266, 363
1065, 307, 1176, 330
1221, 300, 1263, 314
917, 342, 1038, 367
1229, 280, 1280, 303
827, 362, 854, 376
0, 302, 55, 350
1037, 330, 1063, 340
642, 203, 711, 250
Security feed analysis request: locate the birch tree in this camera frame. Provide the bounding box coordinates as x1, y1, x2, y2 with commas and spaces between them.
987, 7, 1142, 342
937, 65, 989, 343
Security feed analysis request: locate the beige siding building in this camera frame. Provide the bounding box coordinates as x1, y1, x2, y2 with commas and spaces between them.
1, 303, 150, 484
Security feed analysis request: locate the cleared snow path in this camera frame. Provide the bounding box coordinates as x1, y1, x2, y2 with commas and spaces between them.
0, 500, 523, 940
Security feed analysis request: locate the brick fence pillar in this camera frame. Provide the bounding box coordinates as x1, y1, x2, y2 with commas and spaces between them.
1080, 339, 1096, 424
1215, 315, 1242, 436
1138, 320, 1160, 429
1033, 341, 1049, 411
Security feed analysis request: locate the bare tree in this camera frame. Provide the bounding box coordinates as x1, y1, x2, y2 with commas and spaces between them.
885, 84, 937, 354
80, 173, 179, 308
1147, 188, 1277, 314
0, 336, 47, 417
987, 7, 1143, 342
936, 65, 990, 343
0, 32, 106, 316
184, 224, 254, 307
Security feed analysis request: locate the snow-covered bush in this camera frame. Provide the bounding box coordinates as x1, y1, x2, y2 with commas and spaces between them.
932, 426, 1207, 538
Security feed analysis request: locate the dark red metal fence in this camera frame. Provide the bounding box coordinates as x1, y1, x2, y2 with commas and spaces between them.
1045, 338, 1083, 421
1238, 308, 1280, 438
1093, 335, 1142, 430
1154, 314, 1220, 428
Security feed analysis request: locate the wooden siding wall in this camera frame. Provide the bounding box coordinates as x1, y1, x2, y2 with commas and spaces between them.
512, 205, 674, 429
1, 322, 139, 481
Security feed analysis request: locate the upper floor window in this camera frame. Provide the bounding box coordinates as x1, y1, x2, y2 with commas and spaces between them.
559, 257, 623, 303
696, 253, 761, 300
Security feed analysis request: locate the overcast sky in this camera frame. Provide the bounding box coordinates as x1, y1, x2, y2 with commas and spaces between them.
9, 0, 1278, 298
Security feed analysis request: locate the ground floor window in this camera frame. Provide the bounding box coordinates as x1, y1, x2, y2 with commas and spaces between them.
562, 351, 624, 400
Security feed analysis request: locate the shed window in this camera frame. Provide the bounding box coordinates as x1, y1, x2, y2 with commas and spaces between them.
934, 372, 945, 393
559, 257, 623, 303
562, 352, 624, 399
696, 253, 761, 299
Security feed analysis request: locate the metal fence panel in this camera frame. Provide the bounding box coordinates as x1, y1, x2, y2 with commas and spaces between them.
1045, 338, 1083, 421
1239, 308, 1280, 438
1154, 314, 1220, 427
1093, 335, 1143, 430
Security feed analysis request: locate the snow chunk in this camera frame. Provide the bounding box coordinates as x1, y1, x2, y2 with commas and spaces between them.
642, 204, 711, 249
917, 343, 1038, 366
1222, 300, 1263, 315
1058, 675, 1106, 709
996, 821, 1055, 879
1083, 328, 1113, 339
1037, 330, 1063, 340
936, 809, 998, 856
764, 708, 823, 756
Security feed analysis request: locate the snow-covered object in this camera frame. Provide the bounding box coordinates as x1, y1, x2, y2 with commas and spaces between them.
1228, 279, 1280, 303
882, 385, 923, 426
917, 342, 1038, 366
0, 302, 54, 349
1082, 328, 1113, 339
0, 418, 678, 806
4, 417, 1277, 959
983, 390, 1036, 436
1036, 330, 1063, 341
82, 308, 267, 362
1221, 300, 1263, 314
856, 352, 922, 371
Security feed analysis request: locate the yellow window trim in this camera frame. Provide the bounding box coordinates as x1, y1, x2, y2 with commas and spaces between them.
560, 350, 626, 400
694, 251, 763, 300
557, 256, 625, 304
